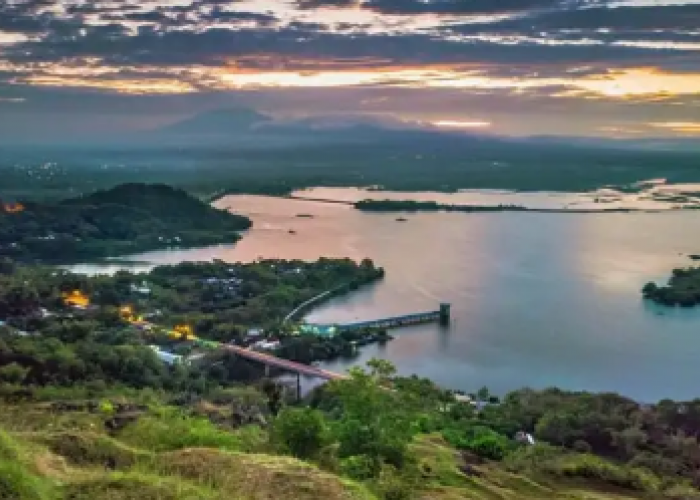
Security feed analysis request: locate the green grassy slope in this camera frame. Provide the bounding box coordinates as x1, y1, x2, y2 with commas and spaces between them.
2, 402, 695, 500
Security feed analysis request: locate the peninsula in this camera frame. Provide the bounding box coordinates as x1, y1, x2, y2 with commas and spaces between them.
0, 183, 252, 264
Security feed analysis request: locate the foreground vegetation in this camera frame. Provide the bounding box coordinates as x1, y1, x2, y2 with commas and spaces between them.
643, 267, 700, 307
2, 359, 700, 500
0, 183, 251, 264
2, 255, 700, 499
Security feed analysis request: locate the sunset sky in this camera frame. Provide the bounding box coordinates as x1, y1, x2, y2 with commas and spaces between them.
0, 0, 699, 138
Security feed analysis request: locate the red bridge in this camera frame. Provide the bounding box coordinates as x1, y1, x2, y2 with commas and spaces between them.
223, 344, 348, 381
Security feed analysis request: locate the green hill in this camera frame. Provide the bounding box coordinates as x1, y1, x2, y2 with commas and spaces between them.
0, 183, 251, 263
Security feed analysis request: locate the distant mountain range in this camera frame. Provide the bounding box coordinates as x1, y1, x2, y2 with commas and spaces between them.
157, 108, 272, 135
149, 108, 699, 152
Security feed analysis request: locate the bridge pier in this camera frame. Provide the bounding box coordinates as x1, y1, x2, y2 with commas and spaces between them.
440, 303, 451, 325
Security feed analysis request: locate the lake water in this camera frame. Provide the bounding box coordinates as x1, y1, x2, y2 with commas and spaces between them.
68, 192, 700, 402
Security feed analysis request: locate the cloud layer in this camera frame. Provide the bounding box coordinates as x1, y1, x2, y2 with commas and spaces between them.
0, 0, 698, 136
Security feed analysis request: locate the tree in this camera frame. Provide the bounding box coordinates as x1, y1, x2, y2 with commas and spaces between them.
0, 363, 29, 384
477, 386, 491, 403
262, 378, 284, 416
273, 407, 329, 459
642, 282, 658, 298
330, 360, 414, 475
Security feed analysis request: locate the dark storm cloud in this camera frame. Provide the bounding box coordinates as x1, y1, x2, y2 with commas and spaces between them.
1, 0, 697, 72
5, 19, 697, 71
296, 0, 357, 9
372, 0, 582, 14
472, 4, 700, 32
0, 0, 78, 35
201, 7, 278, 25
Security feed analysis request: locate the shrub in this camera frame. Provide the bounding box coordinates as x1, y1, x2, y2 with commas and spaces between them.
374, 464, 417, 500
340, 455, 376, 480
469, 433, 510, 461
572, 440, 592, 453
442, 425, 511, 460
273, 407, 329, 460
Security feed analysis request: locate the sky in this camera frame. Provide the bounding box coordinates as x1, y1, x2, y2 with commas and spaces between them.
0, 0, 699, 138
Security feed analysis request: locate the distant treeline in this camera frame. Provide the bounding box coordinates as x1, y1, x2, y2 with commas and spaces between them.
355, 199, 529, 212
353, 199, 641, 214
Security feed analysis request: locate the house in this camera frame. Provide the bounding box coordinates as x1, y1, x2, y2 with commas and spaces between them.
130, 282, 151, 295
515, 431, 536, 446
246, 328, 265, 340
149, 346, 185, 365
252, 340, 281, 352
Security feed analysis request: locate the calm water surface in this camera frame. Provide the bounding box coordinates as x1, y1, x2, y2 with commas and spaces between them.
70, 194, 700, 401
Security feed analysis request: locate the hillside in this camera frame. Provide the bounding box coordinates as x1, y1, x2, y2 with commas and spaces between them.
1, 395, 698, 500
0, 183, 251, 263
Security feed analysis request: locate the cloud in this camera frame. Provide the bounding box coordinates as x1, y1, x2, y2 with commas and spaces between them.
0, 0, 699, 137
649, 121, 700, 134
362, 0, 568, 15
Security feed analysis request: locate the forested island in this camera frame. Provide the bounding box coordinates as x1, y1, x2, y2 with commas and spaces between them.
0, 183, 252, 264
355, 199, 528, 213
643, 267, 700, 306
3, 256, 700, 499
354, 199, 636, 213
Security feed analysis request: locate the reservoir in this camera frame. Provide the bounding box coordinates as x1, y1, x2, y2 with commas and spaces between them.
69, 192, 700, 401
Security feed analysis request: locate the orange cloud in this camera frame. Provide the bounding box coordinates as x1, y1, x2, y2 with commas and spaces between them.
649, 122, 700, 134
433, 120, 491, 128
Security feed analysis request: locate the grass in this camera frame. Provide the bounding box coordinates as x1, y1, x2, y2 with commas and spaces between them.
116, 407, 243, 453
62, 472, 215, 500
36, 431, 151, 469
158, 448, 376, 500
1, 403, 700, 500
0, 431, 58, 500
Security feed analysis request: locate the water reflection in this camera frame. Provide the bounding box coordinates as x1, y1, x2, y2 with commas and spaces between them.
67, 193, 700, 401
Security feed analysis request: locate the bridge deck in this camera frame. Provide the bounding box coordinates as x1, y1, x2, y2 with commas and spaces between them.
308, 310, 441, 332
224, 345, 348, 381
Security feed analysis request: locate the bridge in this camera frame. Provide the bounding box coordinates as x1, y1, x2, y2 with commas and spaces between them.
303, 303, 451, 335
223, 344, 348, 381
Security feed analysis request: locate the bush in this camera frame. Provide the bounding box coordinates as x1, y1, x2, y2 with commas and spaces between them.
469, 433, 510, 461
442, 425, 511, 460
572, 440, 592, 453
340, 455, 376, 480
374, 464, 417, 500
273, 407, 329, 460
